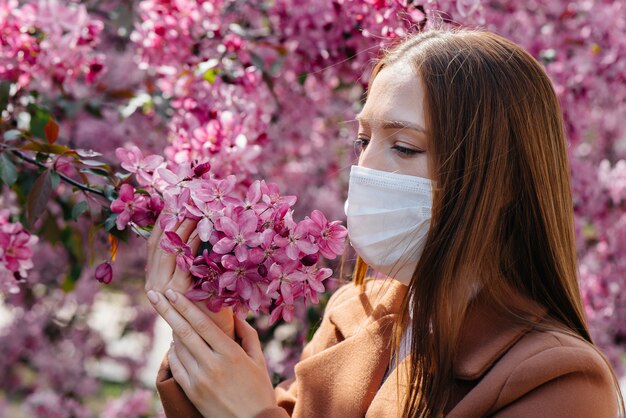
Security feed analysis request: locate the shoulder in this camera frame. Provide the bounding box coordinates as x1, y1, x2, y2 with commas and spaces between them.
325, 277, 404, 312
490, 324, 620, 417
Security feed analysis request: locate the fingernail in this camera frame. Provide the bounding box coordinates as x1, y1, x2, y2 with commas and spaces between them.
147, 290, 159, 304
165, 288, 178, 302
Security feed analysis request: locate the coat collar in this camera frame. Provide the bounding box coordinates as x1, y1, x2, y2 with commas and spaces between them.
328, 277, 548, 380
291, 278, 547, 418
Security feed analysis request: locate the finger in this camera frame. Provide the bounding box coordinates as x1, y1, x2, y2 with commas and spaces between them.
177, 217, 198, 247
171, 231, 201, 289
173, 333, 200, 373
148, 289, 228, 359
152, 218, 197, 285
162, 288, 238, 355
147, 212, 164, 264
168, 346, 192, 392
148, 290, 216, 359
234, 314, 265, 365
188, 229, 201, 257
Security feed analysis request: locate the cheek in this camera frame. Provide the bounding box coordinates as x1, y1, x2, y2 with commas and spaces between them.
399, 155, 431, 179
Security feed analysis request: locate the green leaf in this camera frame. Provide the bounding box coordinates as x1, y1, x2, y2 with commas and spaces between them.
79, 167, 110, 177
250, 52, 265, 71
40, 213, 62, 244
20, 142, 72, 155
269, 58, 283, 77
62, 225, 85, 263
104, 212, 118, 231
203, 67, 220, 84
27, 104, 53, 140
134, 188, 151, 196
103, 184, 116, 201
109, 225, 129, 243
26, 170, 53, 225
0, 153, 17, 186
114, 172, 132, 181
50, 171, 60, 189
71, 201, 89, 221
60, 276, 77, 292
80, 159, 111, 168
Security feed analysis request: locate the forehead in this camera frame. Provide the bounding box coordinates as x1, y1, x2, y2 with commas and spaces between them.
358, 61, 426, 127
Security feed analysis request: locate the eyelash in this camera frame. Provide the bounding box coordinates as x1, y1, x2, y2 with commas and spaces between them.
353, 137, 424, 157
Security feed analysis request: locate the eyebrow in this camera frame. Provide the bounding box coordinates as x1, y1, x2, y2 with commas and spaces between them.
355, 114, 427, 133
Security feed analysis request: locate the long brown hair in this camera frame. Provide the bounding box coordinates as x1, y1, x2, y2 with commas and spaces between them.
352, 28, 624, 417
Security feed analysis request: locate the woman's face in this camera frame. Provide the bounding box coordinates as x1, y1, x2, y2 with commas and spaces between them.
355, 61, 431, 179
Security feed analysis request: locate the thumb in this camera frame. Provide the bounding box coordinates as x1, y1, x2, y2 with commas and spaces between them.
234, 315, 265, 365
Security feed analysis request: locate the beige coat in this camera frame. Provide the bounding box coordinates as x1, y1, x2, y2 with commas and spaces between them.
156, 278, 618, 417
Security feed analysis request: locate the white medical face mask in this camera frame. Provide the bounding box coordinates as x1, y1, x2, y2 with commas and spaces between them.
344, 165, 433, 285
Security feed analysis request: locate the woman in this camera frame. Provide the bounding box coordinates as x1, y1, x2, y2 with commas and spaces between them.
145, 28, 624, 417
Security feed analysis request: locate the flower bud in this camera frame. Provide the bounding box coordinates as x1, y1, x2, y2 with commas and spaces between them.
193, 161, 212, 177
300, 253, 319, 266
258, 264, 268, 277
95, 262, 113, 284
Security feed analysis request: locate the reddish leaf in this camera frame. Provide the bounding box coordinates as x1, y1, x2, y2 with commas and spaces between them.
44, 117, 59, 144
108, 234, 119, 262
26, 170, 53, 226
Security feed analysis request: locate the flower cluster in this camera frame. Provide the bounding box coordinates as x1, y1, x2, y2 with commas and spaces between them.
111, 146, 348, 323
1, 1, 626, 412
0, 209, 38, 294
0, 0, 105, 91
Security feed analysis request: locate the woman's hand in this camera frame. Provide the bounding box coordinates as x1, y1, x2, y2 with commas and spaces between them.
146, 215, 235, 340
147, 288, 277, 418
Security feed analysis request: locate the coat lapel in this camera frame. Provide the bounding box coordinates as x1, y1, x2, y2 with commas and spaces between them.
291, 278, 408, 418
370, 284, 548, 417
290, 277, 548, 418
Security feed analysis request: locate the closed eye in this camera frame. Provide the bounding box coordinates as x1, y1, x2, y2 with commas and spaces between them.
392, 145, 424, 156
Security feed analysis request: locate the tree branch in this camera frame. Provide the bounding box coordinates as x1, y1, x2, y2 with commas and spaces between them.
1, 145, 107, 198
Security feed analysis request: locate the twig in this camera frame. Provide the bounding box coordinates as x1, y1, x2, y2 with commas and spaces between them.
1, 144, 107, 198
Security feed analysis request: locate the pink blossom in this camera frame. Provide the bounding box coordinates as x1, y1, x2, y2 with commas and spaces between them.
266, 262, 307, 305
248, 228, 279, 264
274, 221, 318, 261
194, 175, 241, 209
186, 277, 225, 313
308, 210, 348, 259
0, 210, 38, 293
115, 146, 164, 185
110, 184, 148, 230
244, 180, 263, 211
160, 231, 194, 272
219, 254, 260, 298
213, 211, 261, 262
269, 297, 295, 325
259, 181, 297, 210
158, 188, 190, 231
189, 249, 222, 281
